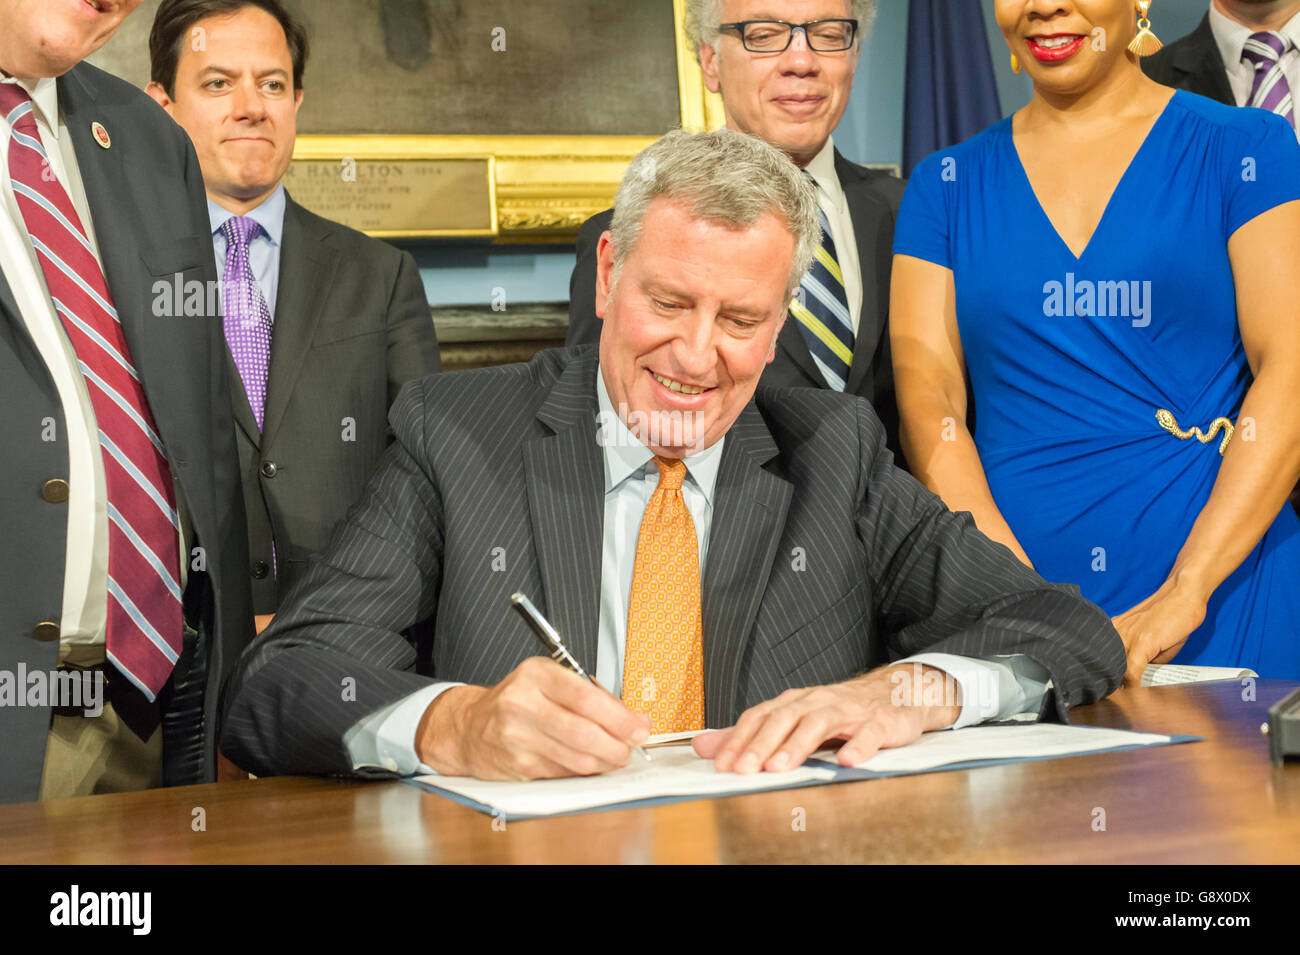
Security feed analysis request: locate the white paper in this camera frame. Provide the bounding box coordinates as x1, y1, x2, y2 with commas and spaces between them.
813, 723, 1172, 773
1141, 664, 1257, 687
415, 742, 836, 816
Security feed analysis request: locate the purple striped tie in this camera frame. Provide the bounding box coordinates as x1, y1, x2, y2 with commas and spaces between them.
221, 216, 273, 431
1, 83, 182, 700
1242, 31, 1295, 127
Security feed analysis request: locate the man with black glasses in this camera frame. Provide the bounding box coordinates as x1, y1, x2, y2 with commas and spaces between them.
567, 1, 907, 459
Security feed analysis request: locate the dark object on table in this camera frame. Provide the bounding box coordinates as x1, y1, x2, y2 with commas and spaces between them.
1265, 687, 1300, 765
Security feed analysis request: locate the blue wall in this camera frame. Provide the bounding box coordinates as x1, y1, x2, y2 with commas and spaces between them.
410, 241, 576, 308
824, 0, 910, 170
411, 0, 1213, 307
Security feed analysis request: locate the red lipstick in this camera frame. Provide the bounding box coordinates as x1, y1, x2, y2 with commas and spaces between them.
1026, 34, 1086, 63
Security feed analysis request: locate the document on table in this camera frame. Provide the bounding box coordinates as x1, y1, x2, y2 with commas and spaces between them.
406, 724, 1194, 819
1141, 664, 1258, 687
810, 723, 1179, 774
411, 733, 836, 818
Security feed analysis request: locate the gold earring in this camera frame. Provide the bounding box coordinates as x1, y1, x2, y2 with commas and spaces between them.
1128, 0, 1163, 56
1011, 52, 1023, 74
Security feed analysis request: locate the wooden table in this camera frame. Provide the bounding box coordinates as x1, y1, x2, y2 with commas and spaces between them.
2, 679, 1296, 864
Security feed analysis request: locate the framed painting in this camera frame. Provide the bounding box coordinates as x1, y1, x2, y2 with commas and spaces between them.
88, 0, 724, 239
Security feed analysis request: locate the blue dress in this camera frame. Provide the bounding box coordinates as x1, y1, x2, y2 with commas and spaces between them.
894, 90, 1300, 678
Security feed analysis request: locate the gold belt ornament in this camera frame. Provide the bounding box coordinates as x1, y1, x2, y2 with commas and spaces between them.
1155, 409, 1235, 455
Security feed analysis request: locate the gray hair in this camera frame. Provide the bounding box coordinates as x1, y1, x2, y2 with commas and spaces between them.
609, 128, 819, 297
685, 0, 877, 64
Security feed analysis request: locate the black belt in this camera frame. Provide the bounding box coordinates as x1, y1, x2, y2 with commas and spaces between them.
52, 661, 161, 740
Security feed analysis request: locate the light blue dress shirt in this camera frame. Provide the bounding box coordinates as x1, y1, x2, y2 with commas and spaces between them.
344, 367, 1051, 775
207, 183, 286, 320
593, 376, 725, 697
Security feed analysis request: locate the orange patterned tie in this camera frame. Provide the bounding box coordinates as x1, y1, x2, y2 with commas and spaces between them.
621, 457, 705, 733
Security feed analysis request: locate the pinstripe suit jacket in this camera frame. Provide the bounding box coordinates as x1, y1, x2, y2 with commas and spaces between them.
220, 345, 1124, 778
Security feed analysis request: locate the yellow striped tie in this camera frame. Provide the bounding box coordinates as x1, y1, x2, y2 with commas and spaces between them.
794, 178, 854, 391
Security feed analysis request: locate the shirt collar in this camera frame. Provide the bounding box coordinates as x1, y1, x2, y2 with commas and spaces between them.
1209, 2, 1300, 66
207, 182, 287, 246
1, 75, 59, 139
802, 135, 845, 212
595, 364, 726, 505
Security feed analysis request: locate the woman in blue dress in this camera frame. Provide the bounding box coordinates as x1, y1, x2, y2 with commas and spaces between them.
891, 0, 1300, 683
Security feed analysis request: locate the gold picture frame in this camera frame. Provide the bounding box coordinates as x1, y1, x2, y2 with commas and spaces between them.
290, 0, 724, 242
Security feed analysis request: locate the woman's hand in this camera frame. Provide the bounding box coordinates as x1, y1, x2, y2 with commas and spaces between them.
1112, 581, 1209, 687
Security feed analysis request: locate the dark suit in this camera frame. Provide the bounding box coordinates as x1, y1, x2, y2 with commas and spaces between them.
1142, 13, 1236, 105
229, 194, 441, 612
220, 345, 1124, 779
566, 151, 907, 457
0, 63, 253, 803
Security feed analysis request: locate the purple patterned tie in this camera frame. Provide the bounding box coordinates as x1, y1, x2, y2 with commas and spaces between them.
1242, 31, 1295, 127
221, 216, 273, 430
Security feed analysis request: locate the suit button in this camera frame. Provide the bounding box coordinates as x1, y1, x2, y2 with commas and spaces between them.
251, 561, 270, 580
260, 461, 278, 479
33, 621, 60, 642
41, 479, 70, 503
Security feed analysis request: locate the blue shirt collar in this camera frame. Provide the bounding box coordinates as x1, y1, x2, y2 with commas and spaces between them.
207, 182, 286, 246
595, 364, 725, 504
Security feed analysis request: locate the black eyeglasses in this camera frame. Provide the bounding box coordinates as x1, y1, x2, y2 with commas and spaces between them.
718, 19, 859, 53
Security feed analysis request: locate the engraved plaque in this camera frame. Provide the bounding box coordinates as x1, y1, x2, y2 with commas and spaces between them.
281, 157, 495, 237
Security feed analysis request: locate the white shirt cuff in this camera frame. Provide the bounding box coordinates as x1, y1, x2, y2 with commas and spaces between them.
343, 681, 465, 775
893, 652, 1047, 729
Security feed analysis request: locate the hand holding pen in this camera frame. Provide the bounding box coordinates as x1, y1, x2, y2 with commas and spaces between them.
511, 592, 652, 761
412, 597, 652, 778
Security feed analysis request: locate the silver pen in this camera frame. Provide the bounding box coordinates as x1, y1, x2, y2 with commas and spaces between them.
509, 592, 651, 761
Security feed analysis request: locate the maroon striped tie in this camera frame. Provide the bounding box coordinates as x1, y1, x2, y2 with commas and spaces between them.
1, 83, 182, 700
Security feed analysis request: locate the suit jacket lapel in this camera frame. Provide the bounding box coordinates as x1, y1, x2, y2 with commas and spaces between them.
523, 354, 604, 668
1173, 14, 1235, 105
57, 68, 207, 470
224, 346, 262, 449
211, 200, 258, 452
836, 150, 890, 397
0, 269, 49, 388
260, 193, 338, 448
58, 72, 135, 334
775, 311, 823, 386
702, 402, 792, 726
0, 269, 24, 341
